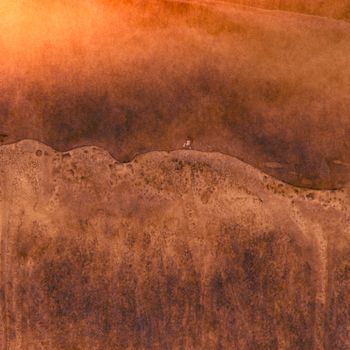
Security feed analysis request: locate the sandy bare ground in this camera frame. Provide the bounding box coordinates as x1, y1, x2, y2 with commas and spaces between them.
1, 140, 350, 349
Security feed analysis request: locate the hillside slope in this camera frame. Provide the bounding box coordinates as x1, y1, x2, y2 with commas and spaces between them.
225, 0, 350, 21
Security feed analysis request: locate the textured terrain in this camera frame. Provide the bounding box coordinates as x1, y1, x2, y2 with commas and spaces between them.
1, 1, 350, 349
0, 0, 350, 188
1, 141, 350, 349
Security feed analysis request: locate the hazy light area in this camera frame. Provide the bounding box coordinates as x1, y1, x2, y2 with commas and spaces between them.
0, 0, 350, 188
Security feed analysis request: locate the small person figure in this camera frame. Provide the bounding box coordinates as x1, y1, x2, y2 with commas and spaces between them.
0, 133, 8, 144
183, 137, 193, 150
